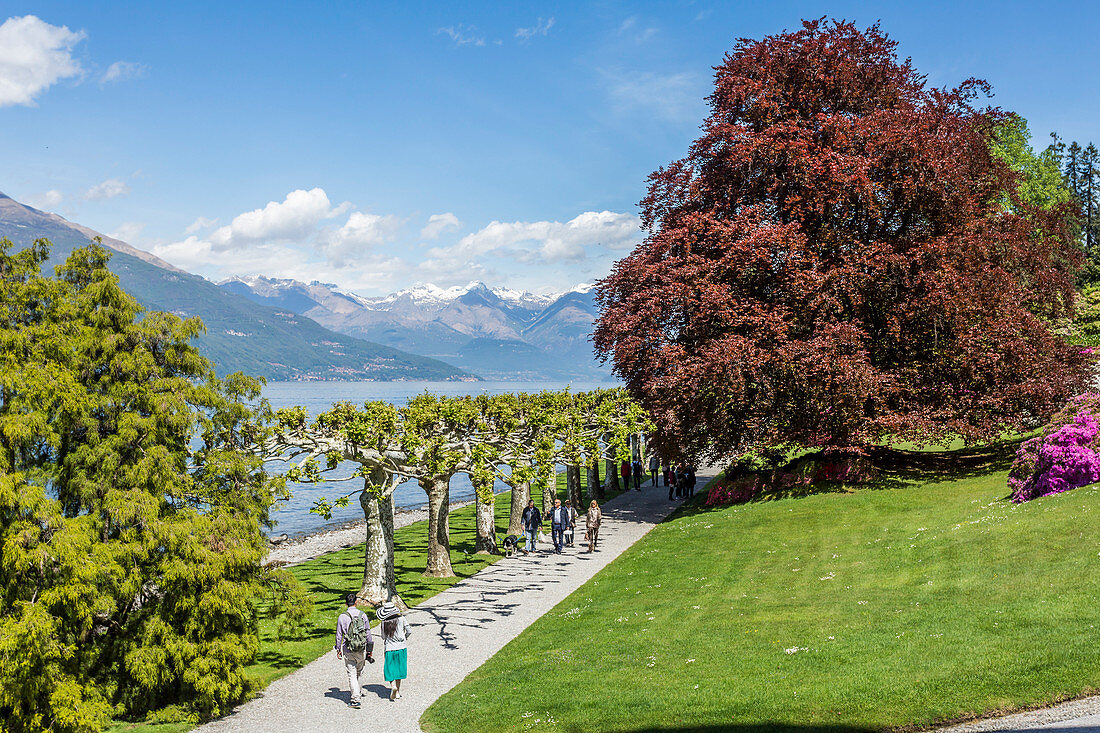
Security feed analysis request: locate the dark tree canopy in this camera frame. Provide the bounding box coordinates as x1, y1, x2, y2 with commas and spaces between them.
594, 18, 1091, 462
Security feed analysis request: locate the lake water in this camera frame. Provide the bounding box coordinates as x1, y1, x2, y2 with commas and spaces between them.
263, 380, 615, 536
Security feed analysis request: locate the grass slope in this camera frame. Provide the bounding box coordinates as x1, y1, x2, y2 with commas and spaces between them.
422, 457, 1100, 733
110, 465, 618, 732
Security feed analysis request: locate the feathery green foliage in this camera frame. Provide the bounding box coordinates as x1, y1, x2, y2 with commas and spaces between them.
0, 239, 310, 732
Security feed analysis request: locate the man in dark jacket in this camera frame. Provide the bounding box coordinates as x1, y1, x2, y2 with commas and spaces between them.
549, 498, 570, 554
631, 458, 643, 490
687, 465, 697, 497
521, 499, 541, 554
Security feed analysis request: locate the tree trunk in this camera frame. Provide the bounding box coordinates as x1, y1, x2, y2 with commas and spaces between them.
541, 465, 555, 516
420, 473, 455, 577
589, 455, 604, 501
473, 477, 498, 554
507, 479, 530, 536
567, 465, 582, 509
358, 478, 397, 606
606, 457, 619, 491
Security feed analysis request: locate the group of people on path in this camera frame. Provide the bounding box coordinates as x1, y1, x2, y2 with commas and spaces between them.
621, 456, 695, 501
663, 462, 697, 500
334, 595, 412, 709
520, 497, 603, 554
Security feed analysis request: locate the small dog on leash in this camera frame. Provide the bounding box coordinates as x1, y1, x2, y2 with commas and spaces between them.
501, 534, 520, 556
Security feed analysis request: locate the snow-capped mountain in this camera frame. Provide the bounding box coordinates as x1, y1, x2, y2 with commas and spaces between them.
219, 276, 611, 381
362, 281, 557, 310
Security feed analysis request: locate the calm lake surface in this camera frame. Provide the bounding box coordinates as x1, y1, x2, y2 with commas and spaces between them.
263, 380, 615, 536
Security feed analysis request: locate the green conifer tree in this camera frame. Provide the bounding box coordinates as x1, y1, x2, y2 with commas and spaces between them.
0, 239, 309, 732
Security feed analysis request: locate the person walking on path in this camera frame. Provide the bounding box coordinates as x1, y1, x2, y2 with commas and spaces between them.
687, 464, 697, 497
377, 601, 411, 701
564, 499, 578, 547
649, 454, 659, 487
585, 500, 602, 552
620, 459, 631, 492
334, 593, 374, 709
550, 498, 570, 553
521, 499, 541, 553
668, 467, 677, 501
631, 458, 643, 490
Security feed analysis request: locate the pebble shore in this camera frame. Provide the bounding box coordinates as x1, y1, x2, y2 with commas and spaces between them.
266, 500, 475, 566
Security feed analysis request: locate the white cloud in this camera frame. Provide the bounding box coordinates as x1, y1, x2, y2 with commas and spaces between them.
420, 212, 460, 240
0, 15, 84, 107
605, 69, 705, 122
617, 16, 657, 42
208, 188, 349, 250
320, 211, 401, 265
430, 210, 641, 265
100, 60, 147, 84
152, 234, 413, 294
109, 221, 144, 242
83, 178, 130, 201
185, 215, 218, 234
515, 17, 554, 42
26, 188, 63, 209
436, 24, 485, 47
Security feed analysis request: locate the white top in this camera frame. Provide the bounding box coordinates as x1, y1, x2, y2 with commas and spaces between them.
382, 615, 412, 652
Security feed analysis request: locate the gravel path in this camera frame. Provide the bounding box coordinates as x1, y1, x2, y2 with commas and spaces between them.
199, 478, 698, 733
937, 696, 1100, 733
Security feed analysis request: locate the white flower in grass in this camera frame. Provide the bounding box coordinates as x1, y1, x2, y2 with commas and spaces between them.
686, 658, 696, 663
857, 600, 868, 605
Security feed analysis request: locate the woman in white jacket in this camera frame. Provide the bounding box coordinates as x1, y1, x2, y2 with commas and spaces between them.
377, 601, 411, 700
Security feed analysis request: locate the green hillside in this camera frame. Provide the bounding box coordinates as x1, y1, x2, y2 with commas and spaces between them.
0, 195, 472, 381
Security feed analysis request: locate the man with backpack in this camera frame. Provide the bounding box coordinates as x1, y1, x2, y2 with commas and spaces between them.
335, 592, 375, 709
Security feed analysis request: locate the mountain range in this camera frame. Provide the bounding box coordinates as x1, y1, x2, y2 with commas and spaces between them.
219, 277, 613, 381
0, 192, 471, 381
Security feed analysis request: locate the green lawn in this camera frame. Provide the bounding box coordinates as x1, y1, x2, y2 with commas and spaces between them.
110, 465, 617, 732
422, 451, 1100, 733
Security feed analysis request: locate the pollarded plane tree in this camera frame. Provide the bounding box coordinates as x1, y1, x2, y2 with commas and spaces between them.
270, 400, 414, 606
399, 393, 480, 578
574, 388, 655, 500
594, 19, 1091, 464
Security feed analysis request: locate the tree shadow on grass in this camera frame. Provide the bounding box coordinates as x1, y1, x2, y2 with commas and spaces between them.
671, 438, 1025, 520
606, 725, 878, 733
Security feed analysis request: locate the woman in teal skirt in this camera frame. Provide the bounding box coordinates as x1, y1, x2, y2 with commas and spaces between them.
376, 601, 411, 700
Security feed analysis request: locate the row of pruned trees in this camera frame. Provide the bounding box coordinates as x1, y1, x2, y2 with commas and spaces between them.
268, 388, 651, 605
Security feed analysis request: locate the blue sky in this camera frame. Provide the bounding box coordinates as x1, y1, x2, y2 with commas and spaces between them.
1, 0, 1097, 295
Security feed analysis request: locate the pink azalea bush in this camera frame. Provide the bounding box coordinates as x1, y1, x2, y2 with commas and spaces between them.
1008, 392, 1100, 503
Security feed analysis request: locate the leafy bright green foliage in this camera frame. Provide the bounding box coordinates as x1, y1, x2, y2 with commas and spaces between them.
991, 115, 1075, 212
0, 239, 310, 732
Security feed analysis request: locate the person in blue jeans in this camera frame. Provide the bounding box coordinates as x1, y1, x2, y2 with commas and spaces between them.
549, 498, 569, 554
521, 499, 541, 553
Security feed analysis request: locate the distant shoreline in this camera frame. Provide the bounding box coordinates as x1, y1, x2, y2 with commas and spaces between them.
266, 497, 478, 566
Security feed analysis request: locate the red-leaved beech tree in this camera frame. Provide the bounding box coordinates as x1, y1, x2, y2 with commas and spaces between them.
593, 18, 1092, 462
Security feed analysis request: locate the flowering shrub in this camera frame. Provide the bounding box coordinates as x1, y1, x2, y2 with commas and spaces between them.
705, 457, 876, 506
1008, 393, 1100, 502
